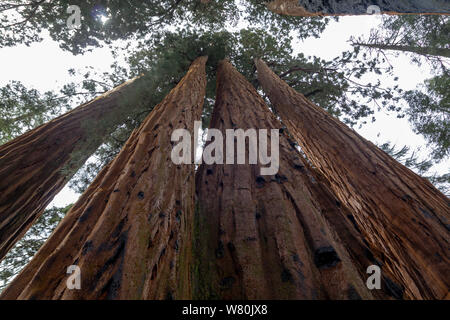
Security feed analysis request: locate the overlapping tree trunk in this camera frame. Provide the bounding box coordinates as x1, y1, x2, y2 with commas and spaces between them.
194, 59, 382, 300
1, 56, 208, 300
266, 0, 450, 16
0, 76, 144, 261
255, 58, 450, 299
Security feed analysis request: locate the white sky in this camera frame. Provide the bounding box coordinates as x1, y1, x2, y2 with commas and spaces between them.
0, 15, 447, 208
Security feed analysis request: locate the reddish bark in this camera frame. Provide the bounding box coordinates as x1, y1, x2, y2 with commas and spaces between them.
0, 76, 142, 261
194, 59, 381, 300
255, 58, 450, 299
1, 56, 208, 300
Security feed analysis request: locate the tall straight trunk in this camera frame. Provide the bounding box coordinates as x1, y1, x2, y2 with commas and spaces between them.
1, 56, 207, 300
267, 0, 450, 16
354, 42, 450, 58
255, 58, 450, 300
194, 59, 383, 300
0, 77, 143, 261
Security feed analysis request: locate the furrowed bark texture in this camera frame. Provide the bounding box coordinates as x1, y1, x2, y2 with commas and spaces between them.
255, 58, 450, 300
0, 76, 141, 261
267, 0, 450, 16
194, 59, 380, 300
1, 56, 208, 300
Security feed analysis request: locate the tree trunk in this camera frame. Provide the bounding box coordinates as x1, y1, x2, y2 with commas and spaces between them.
354, 42, 450, 58
0, 56, 208, 300
267, 0, 450, 16
194, 59, 385, 300
255, 58, 450, 299
0, 76, 145, 261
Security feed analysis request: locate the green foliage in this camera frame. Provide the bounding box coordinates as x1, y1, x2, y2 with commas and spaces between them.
265, 48, 402, 126
0, 0, 240, 54
404, 74, 449, 161
0, 1, 333, 55
0, 81, 71, 145
0, 205, 71, 292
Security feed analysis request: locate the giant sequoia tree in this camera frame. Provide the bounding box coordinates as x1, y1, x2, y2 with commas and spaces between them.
255, 59, 450, 299
1, 57, 207, 299
193, 59, 401, 299
0, 77, 151, 261
67, 26, 412, 194
1, 0, 448, 301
